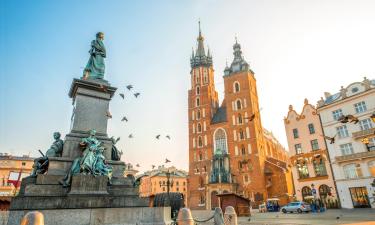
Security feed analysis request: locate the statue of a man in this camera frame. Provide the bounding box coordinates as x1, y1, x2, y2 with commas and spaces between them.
30, 132, 64, 177
83, 32, 106, 80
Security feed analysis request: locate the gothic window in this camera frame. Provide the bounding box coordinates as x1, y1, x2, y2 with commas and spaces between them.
199, 152, 203, 161
198, 136, 203, 147
236, 100, 242, 110
196, 98, 200, 107
196, 73, 200, 84
199, 177, 204, 188
239, 129, 245, 140
214, 128, 228, 154
234, 82, 240, 93
238, 114, 243, 124
241, 145, 246, 155
197, 110, 201, 119
197, 123, 202, 133
203, 69, 208, 84
196, 86, 200, 95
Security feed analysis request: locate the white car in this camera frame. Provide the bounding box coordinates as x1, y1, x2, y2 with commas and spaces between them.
281, 201, 311, 213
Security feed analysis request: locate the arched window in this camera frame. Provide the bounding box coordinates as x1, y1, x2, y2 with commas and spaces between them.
319, 185, 330, 200
239, 129, 245, 140
313, 157, 327, 176
199, 177, 204, 188
199, 152, 203, 161
196, 98, 200, 107
199, 194, 205, 204
238, 113, 243, 124
301, 186, 312, 201
241, 145, 246, 155
196, 86, 200, 95
196, 74, 200, 83
236, 100, 242, 110
297, 160, 309, 179
214, 128, 228, 154
198, 136, 203, 147
197, 123, 202, 133
368, 160, 375, 177
197, 110, 201, 119
234, 82, 240, 93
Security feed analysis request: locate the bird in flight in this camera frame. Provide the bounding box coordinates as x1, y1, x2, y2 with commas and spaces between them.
128, 134, 134, 138
119, 93, 125, 99
152, 165, 156, 169
136, 164, 140, 167
166, 135, 171, 140
321, 134, 337, 144
126, 85, 133, 90
121, 116, 128, 122
156, 135, 161, 139
134, 93, 140, 98
338, 115, 359, 124
165, 158, 171, 163
106, 111, 112, 119
245, 108, 262, 122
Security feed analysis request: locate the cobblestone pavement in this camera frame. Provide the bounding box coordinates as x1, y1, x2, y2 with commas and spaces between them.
192, 209, 375, 225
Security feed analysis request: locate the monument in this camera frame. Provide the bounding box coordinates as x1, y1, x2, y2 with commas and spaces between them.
7, 33, 171, 225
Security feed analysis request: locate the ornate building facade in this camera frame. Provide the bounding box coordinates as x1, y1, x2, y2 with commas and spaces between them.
187, 25, 293, 209
316, 78, 375, 209
284, 99, 338, 208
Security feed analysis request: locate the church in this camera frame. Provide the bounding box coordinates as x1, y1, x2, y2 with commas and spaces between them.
187, 24, 294, 209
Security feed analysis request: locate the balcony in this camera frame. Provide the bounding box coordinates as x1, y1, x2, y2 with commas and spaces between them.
335, 150, 375, 163
352, 127, 375, 139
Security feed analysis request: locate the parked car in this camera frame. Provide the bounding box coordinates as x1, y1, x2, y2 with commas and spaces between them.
281, 201, 311, 213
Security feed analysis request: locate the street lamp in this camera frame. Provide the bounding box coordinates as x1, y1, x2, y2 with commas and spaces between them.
159, 168, 174, 207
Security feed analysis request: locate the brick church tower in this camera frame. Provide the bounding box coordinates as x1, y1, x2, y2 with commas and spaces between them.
187, 24, 293, 210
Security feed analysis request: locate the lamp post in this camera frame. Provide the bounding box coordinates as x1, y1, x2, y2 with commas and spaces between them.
159, 168, 174, 207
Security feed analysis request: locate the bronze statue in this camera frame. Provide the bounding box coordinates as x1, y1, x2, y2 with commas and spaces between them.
83, 32, 106, 80
110, 136, 123, 161
30, 132, 63, 177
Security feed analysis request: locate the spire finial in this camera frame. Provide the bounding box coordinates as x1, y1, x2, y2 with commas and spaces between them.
235, 34, 238, 44
198, 19, 202, 36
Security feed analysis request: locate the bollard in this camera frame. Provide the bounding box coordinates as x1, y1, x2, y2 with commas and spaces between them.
20, 211, 44, 225
213, 207, 224, 225
176, 208, 194, 225
224, 206, 237, 225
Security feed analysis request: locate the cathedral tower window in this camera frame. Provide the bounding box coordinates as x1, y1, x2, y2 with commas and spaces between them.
239, 129, 245, 140
197, 123, 202, 133
238, 113, 243, 124
203, 69, 208, 84
241, 145, 246, 155
236, 100, 242, 110
234, 81, 240, 93
214, 128, 228, 154
196, 97, 200, 107
199, 152, 203, 161
198, 136, 203, 147
196, 86, 200, 95
197, 110, 201, 119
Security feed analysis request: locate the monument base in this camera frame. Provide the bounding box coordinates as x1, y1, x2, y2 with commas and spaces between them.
7, 207, 172, 225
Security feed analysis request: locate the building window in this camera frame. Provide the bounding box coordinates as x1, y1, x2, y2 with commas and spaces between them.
301, 186, 312, 201
22, 162, 26, 166
234, 82, 240, 93
196, 73, 200, 83
336, 125, 349, 138
295, 143, 302, 154
196, 98, 200, 107
203, 69, 208, 84
368, 160, 375, 177
198, 136, 203, 147
340, 143, 354, 155
308, 123, 315, 134
199, 194, 205, 205
293, 128, 299, 139
313, 158, 327, 176
197, 123, 202, 133
239, 129, 245, 140
162, 187, 165, 192
238, 114, 243, 124
343, 163, 362, 179
236, 100, 242, 110
241, 145, 246, 155
214, 128, 228, 154
332, 109, 343, 121
244, 175, 249, 182
196, 86, 200, 95
199, 152, 203, 161
311, 139, 319, 151
354, 101, 367, 113
297, 160, 309, 179
359, 118, 373, 131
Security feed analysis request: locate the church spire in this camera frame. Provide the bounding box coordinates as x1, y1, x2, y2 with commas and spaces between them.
190, 21, 212, 68
224, 37, 251, 76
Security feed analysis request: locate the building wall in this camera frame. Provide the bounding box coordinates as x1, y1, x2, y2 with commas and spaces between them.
317, 78, 375, 209
284, 99, 338, 205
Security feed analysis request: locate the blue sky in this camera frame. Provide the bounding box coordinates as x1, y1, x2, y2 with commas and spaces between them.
1, 0, 375, 172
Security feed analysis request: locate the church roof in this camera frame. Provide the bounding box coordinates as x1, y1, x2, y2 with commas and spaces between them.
190, 22, 212, 68
211, 106, 227, 124
224, 38, 253, 76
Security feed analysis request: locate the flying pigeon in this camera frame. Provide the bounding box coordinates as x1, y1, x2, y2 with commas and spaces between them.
126, 85, 133, 90
121, 116, 128, 122
321, 134, 337, 144
128, 134, 134, 138
134, 93, 140, 98
136, 164, 140, 167
156, 135, 161, 139
166, 135, 171, 140
165, 158, 171, 163
152, 165, 156, 169
119, 93, 125, 99
346, 115, 359, 124
106, 111, 112, 119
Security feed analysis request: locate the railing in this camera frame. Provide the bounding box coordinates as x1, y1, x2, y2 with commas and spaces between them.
335, 150, 375, 163
175, 206, 238, 225
352, 127, 375, 139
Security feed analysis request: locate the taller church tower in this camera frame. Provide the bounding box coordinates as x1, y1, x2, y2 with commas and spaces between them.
187, 23, 219, 208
